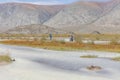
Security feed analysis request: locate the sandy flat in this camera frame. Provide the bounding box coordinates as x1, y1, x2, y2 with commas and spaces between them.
0, 44, 120, 80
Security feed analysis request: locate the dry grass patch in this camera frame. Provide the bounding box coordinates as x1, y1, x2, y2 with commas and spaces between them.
78, 34, 120, 41
0, 55, 12, 63
1, 40, 120, 52
112, 57, 120, 61
80, 55, 98, 58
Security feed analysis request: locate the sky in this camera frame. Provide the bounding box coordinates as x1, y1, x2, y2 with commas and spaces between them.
0, 0, 111, 5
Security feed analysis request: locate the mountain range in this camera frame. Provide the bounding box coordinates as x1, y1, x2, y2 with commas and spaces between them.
45, 0, 120, 34
1, 0, 120, 34
6, 24, 67, 34
0, 3, 65, 32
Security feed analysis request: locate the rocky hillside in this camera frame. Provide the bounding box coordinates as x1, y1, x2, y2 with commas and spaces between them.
1, 0, 120, 34
5, 24, 67, 34
87, 0, 120, 34
44, 1, 105, 30
0, 3, 65, 32
45, 0, 120, 34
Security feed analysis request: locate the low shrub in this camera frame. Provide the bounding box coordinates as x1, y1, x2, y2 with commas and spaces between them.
0, 55, 12, 63
112, 57, 120, 61
80, 55, 98, 58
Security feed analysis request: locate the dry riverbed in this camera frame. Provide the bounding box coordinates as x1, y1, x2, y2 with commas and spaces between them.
0, 44, 120, 80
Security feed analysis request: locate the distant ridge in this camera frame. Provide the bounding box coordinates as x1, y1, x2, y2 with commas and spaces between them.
5, 24, 67, 34
44, 1, 106, 29
45, 0, 120, 34
0, 3, 65, 32
1, 0, 120, 34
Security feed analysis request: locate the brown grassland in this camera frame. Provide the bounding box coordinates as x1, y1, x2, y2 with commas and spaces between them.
1, 33, 120, 40
0, 40, 120, 53
0, 34, 120, 53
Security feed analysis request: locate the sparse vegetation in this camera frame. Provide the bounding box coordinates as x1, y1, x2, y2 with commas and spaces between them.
0, 55, 12, 63
75, 34, 120, 41
74, 34, 82, 43
59, 40, 66, 44
1, 33, 120, 41
80, 55, 98, 58
112, 57, 120, 61
40, 35, 47, 42
1, 39, 120, 52
110, 39, 118, 45
1, 34, 120, 52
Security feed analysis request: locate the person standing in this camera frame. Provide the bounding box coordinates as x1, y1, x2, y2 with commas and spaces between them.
49, 33, 53, 40
70, 35, 74, 42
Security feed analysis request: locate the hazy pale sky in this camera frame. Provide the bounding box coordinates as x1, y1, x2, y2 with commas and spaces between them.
0, 0, 111, 5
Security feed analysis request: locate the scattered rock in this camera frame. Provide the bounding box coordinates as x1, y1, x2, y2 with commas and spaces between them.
12, 58, 16, 62
87, 65, 102, 71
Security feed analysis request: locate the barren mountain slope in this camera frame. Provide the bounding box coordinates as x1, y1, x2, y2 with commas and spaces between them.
0, 3, 65, 32
83, 0, 120, 34
44, 1, 105, 30
45, 0, 120, 33
5, 24, 67, 34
